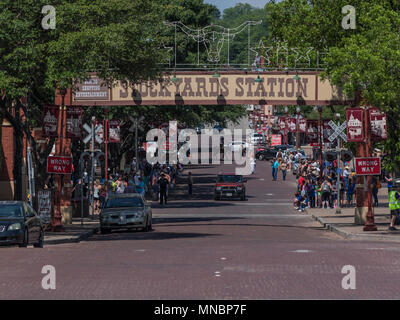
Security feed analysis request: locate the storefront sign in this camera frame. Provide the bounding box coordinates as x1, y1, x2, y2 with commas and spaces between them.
65, 72, 351, 106
271, 134, 282, 146
355, 157, 381, 175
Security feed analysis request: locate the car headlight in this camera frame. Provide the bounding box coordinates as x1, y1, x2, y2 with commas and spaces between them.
136, 211, 145, 218
216, 187, 222, 191
8, 223, 21, 231
237, 187, 242, 191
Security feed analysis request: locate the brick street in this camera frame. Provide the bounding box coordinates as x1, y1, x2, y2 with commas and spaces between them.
0, 160, 399, 299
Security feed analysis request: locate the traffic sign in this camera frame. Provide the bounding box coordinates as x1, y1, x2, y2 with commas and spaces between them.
355, 157, 381, 175
47, 156, 73, 174
83, 123, 103, 144
328, 120, 347, 142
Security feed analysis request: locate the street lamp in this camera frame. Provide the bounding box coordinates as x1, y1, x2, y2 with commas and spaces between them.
284, 106, 289, 148
296, 106, 301, 152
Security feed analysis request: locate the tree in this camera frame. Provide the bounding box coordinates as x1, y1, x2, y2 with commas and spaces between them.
264, 0, 400, 171
0, 0, 168, 199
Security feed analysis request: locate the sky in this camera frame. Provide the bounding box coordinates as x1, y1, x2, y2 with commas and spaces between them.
204, 0, 268, 12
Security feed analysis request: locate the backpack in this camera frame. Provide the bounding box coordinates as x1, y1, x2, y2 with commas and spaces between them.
322, 182, 331, 193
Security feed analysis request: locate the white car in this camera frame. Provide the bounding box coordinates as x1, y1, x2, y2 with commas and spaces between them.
226, 141, 250, 153
248, 133, 263, 144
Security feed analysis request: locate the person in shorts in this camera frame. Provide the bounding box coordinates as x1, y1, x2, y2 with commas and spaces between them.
388, 183, 400, 231
321, 178, 332, 209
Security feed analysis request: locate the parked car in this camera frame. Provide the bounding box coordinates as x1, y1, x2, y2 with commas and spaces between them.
214, 174, 247, 201
100, 193, 152, 234
256, 148, 277, 161
226, 141, 250, 153
0, 201, 44, 248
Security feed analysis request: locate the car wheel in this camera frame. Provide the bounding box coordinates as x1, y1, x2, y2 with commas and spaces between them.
33, 229, 44, 248
258, 155, 264, 161
100, 227, 111, 234
19, 228, 28, 248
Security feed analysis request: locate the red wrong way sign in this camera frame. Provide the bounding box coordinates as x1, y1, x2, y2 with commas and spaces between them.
47, 156, 73, 174
355, 157, 381, 176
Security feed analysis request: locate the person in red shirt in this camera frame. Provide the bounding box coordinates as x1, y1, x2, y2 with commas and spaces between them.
298, 173, 306, 192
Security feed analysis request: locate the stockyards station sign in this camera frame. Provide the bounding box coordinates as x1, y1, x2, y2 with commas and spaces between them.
63, 72, 352, 106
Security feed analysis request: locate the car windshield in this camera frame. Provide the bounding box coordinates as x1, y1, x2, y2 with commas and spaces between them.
0, 204, 24, 217
105, 197, 144, 208
217, 175, 242, 183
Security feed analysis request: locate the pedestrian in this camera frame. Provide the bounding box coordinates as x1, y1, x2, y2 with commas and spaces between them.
385, 172, 393, 192
321, 178, 332, 209
158, 173, 169, 205
388, 182, 400, 231
272, 158, 280, 181
188, 172, 193, 196
346, 177, 355, 206
93, 180, 101, 215
280, 160, 287, 181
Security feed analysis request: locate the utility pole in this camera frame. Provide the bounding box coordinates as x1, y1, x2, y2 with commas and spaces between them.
335, 113, 342, 214
91, 116, 95, 218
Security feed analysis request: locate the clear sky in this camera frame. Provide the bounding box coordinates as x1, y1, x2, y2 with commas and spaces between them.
204, 0, 267, 12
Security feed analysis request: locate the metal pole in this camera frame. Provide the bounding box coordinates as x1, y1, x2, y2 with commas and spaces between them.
336, 135, 341, 214
136, 119, 139, 172
91, 116, 95, 218
363, 107, 377, 231
104, 107, 109, 182
319, 108, 323, 178
296, 110, 300, 152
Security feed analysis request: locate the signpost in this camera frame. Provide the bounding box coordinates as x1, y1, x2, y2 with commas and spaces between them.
355, 157, 381, 176
47, 156, 73, 174
327, 119, 347, 214
38, 190, 51, 224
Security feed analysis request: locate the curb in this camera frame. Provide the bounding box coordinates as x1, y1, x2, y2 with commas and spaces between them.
44, 226, 100, 245
310, 213, 400, 242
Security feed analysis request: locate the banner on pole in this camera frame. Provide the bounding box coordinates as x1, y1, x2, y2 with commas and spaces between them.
306, 120, 319, 143
346, 108, 364, 142
369, 108, 387, 141
42, 105, 59, 137
298, 118, 307, 133
66, 107, 83, 139
108, 119, 121, 143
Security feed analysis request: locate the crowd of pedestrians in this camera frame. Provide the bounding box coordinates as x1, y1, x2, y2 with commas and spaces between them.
71, 158, 184, 216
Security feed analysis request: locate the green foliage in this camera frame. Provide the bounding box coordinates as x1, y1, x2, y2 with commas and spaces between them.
265, 0, 400, 172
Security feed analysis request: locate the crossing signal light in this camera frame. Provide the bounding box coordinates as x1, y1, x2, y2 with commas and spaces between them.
324, 151, 337, 162
341, 150, 353, 162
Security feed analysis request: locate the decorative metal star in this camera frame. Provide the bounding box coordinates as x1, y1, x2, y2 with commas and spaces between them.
250, 40, 273, 66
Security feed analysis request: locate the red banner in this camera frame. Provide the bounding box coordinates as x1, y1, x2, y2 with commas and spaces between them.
108, 119, 121, 143
306, 120, 319, 143
278, 117, 286, 130
346, 108, 364, 142
42, 105, 59, 137
298, 118, 307, 133
369, 108, 387, 141
355, 157, 381, 176
47, 156, 73, 174
288, 118, 297, 133
271, 134, 282, 146
66, 107, 83, 139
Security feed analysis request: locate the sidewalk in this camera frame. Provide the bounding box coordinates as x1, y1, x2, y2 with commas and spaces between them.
44, 218, 99, 245
304, 187, 400, 242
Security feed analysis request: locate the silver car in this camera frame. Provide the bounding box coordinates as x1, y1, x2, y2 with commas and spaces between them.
100, 194, 152, 234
